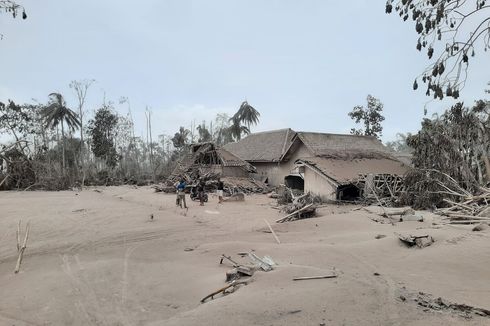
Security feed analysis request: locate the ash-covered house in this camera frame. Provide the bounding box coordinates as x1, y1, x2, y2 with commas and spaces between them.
224, 129, 408, 200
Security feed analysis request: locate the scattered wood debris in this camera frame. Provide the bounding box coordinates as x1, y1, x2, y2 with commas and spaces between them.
396, 233, 434, 248
397, 287, 490, 319
435, 188, 490, 225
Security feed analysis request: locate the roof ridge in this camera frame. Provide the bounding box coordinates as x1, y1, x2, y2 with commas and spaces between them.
298, 131, 378, 139
246, 128, 295, 136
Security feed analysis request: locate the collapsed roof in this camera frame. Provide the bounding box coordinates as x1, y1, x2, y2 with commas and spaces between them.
168, 142, 256, 183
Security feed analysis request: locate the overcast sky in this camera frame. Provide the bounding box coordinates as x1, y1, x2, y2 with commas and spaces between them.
1, 0, 489, 143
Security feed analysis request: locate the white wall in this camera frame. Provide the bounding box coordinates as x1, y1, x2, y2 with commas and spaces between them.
304, 168, 337, 200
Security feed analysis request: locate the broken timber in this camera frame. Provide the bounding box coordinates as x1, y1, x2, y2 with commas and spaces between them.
200, 280, 245, 303
293, 274, 338, 281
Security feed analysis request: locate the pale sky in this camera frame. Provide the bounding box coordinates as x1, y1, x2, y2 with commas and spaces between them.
1, 0, 489, 142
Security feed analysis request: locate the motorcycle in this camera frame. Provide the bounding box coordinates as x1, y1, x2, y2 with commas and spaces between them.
190, 186, 208, 202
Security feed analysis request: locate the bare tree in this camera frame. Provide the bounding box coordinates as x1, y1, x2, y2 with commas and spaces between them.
386, 0, 490, 100
0, 1, 27, 39
69, 79, 95, 156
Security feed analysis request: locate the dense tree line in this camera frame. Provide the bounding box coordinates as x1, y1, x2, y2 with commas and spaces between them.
0, 82, 260, 190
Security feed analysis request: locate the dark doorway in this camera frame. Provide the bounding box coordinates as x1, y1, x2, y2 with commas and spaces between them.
285, 175, 304, 190
337, 184, 360, 201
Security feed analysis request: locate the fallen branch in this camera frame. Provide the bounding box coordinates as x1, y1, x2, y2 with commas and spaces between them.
264, 219, 280, 244
14, 221, 30, 274
200, 280, 249, 303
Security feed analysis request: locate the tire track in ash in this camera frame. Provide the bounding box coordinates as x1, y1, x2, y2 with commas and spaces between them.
0, 220, 223, 263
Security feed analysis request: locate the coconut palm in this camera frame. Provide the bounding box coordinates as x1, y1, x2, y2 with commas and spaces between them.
235, 101, 260, 129
42, 93, 81, 169
227, 116, 250, 141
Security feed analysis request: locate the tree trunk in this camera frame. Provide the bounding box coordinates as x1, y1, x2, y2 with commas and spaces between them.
61, 120, 66, 170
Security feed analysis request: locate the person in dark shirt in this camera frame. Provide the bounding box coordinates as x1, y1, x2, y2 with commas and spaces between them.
176, 179, 187, 209
217, 178, 224, 203
197, 179, 205, 206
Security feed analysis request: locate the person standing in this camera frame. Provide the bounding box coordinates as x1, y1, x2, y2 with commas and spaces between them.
176, 178, 187, 209
198, 179, 206, 206
217, 178, 224, 203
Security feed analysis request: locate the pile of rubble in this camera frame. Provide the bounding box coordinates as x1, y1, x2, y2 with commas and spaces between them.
272, 190, 320, 223
435, 187, 490, 225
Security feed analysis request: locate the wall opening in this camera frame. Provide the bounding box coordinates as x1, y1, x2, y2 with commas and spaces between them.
285, 175, 304, 190
337, 184, 360, 201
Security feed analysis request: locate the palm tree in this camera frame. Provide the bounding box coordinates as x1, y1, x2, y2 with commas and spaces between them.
235, 101, 260, 129
227, 116, 250, 141
42, 93, 81, 169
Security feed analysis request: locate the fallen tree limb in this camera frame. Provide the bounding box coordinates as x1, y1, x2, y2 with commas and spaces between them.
14, 221, 30, 274
200, 280, 249, 303
200, 282, 236, 303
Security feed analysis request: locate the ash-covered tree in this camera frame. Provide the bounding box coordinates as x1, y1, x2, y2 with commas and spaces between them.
88, 105, 119, 168
402, 100, 490, 208
171, 126, 190, 149
349, 95, 385, 139
0, 100, 37, 142
197, 121, 212, 143
386, 0, 490, 100
385, 132, 413, 152
1, 1, 27, 39
234, 101, 260, 130
0, 1, 26, 19
42, 93, 81, 169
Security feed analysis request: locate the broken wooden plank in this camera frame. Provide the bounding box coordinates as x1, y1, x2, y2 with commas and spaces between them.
264, 219, 281, 244
293, 274, 338, 281
237, 266, 254, 277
